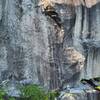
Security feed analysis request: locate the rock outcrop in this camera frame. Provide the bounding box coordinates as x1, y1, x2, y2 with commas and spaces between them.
0, 0, 100, 99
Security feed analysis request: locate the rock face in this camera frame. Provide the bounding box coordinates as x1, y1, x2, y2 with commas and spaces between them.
61, 47, 85, 88
59, 83, 100, 100
41, 0, 100, 8
60, 88, 100, 100
0, 0, 50, 88
0, 0, 100, 99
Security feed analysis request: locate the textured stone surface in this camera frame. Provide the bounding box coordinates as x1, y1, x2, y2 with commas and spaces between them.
41, 0, 100, 8
0, 0, 50, 88
0, 1, 100, 98
61, 47, 85, 88
59, 84, 100, 100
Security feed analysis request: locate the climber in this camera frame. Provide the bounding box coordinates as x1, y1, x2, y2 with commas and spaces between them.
43, 5, 62, 28
81, 79, 100, 91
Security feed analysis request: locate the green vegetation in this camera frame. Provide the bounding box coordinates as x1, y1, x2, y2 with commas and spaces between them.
46, 90, 60, 100
20, 84, 46, 100
8, 98, 16, 100
0, 89, 6, 100
20, 84, 60, 100
0, 84, 60, 100
0, 88, 15, 100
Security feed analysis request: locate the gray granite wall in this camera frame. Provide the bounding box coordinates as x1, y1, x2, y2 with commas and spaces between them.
0, 0, 100, 92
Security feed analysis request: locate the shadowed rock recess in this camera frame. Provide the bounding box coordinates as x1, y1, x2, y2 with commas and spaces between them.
0, 0, 100, 100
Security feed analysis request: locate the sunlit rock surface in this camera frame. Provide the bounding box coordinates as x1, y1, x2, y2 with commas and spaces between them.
41, 0, 100, 8
61, 47, 85, 88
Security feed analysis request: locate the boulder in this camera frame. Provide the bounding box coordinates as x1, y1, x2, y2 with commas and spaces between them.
62, 47, 85, 88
